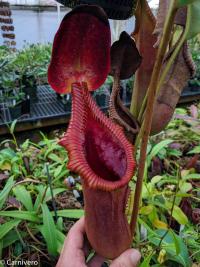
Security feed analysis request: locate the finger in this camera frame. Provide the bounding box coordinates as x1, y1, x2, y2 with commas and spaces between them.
110, 249, 141, 267
67, 217, 85, 249
56, 217, 87, 267
87, 253, 105, 267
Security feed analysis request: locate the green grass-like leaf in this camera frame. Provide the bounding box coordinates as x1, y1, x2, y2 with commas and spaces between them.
13, 185, 34, 211
0, 211, 40, 222
40, 204, 58, 256
0, 219, 20, 239
0, 176, 15, 209
147, 139, 173, 167
54, 209, 84, 219
166, 203, 188, 225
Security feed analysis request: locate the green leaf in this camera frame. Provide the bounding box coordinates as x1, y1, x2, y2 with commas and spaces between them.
54, 165, 64, 178
148, 140, 173, 166
55, 209, 84, 219
10, 119, 17, 134
0, 219, 20, 239
139, 253, 153, 267
13, 185, 33, 211
48, 153, 62, 163
0, 176, 15, 209
2, 230, 27, 248
0, 239, 2, 260
149, 230, 191, 267
185, 2, 200, 39
138, 218, 158, 237
182, 173, 200, 180
21, 139, 29, 150
55, 229, 65, 253
166, 203, 188, 225
140, 205, 154, 215
151, 176, 163, 185
33, 185, 45, 210
177, 0, 198, 7
0, 211, 40, 222
179, 182, 192, 193
40, 204, 58, 256
45, 188, 65, 202
56, 217, 64, 232
169, 230, 181, 255
187, 145, 200, 154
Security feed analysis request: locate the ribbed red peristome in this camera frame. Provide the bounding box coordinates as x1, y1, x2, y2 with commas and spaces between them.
48, 5, 111, 94
59, 82, 135, 191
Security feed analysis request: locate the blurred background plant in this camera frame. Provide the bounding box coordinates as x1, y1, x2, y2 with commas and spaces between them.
188, 36, 200, 89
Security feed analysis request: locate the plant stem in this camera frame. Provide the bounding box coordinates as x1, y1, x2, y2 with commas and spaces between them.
130, 0, 177, 236
46, 163, 58, 222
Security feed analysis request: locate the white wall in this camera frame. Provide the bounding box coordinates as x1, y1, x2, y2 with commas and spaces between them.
7, 0, 58, 6
8, 0, 158, 7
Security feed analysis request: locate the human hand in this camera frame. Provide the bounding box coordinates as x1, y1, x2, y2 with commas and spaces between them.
56, 217, 141, 267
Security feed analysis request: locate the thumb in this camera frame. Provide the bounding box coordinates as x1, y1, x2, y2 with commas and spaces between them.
110, 249, 141, 267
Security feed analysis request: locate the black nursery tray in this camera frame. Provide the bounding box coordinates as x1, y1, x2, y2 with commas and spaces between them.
0, 85, 112, 135
179, 86, 200, 103
0, 84, 200, 135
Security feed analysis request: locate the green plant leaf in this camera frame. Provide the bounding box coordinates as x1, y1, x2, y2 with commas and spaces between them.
13, 185, 33, 211
0, 211, 40, 222
48, 153, 62, 163
21, 139, 29, 150
55, 229, 65, 253
54, 165, 64, 178
187, 145, 200, 154
10, 119, 17, 134
54, 209, 84, 219
0, 148, 16, 159
140, 205, 154, 215
151, 176, 163, 185
0, 239, 2, 260
45, 188, 65, 202
185, 2, 200, 39
179, 182, 192, 193
166, 203, 188, 225
139, 253, 153, 267
0, 219, 20, 239
169, 230, 181, 255
177, 0, 199, 7
40, 204, 58, 256
2, 230, 27, 248
0, 176, 15, 209
182, 173, 200, 180
149, 230, 191, 267
148, 140, 173, 166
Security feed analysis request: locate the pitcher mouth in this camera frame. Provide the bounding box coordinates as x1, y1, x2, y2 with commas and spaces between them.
59, 82, 135, 191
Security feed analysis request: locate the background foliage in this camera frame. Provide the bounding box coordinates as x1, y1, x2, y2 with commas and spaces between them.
0, 102, 199, 266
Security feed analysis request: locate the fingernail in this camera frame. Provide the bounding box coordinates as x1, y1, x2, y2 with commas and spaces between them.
131, 250, 141, 265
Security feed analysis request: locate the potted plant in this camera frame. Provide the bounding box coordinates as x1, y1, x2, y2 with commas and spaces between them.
93, 85, 110, 108
126, 76, 134, 103
7, 89, 30, 120
21, 70, 38, 103
57, 93, 72, 112
188, 78, 200, 92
